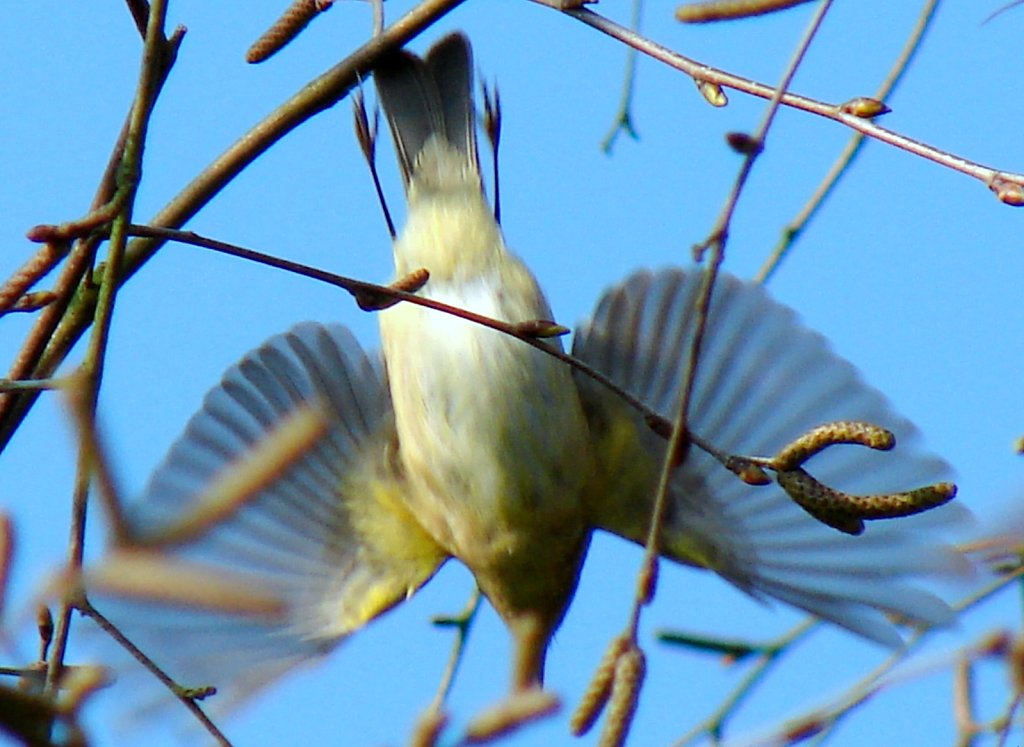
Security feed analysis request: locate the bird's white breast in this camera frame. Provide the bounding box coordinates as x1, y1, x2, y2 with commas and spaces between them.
379, 270, 593, 559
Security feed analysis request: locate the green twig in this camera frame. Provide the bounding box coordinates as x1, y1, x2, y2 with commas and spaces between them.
668, 620, 818, 746
600, 0, 643, 153
45, 0, 172, 705
429, 587, 483, 710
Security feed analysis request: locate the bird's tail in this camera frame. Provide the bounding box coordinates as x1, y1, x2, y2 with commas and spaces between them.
374, 32, 479, 189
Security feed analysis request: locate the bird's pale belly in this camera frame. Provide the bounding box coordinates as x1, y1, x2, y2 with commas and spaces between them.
381, 293, 593, 568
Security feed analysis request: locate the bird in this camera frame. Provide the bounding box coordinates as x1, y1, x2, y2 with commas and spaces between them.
94, 31, 968, 724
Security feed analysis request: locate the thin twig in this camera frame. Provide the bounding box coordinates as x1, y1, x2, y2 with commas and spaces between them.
748, 565, 1024, 746
118, 224, 774, 484
62, 373, 131, 546
696, 0, 833, 260
646, 0, 834, 633
122, 223, 670, 430
953, 655, 979, 747
0, 24, 184, 452
123, 224, 927, 540
78, 598, 233, 746
124, 0, 152, 39
993, 691, 1023, 747
668, 620, 818, 746
573, 10, 835, 744
45, 0, 172, 709
0, 0, 468, 455
429, 588, 482, 711
600, 0, 643, 153
0, 242, 69, 315
755, 0, 941, 283
558, 7, 1024, 194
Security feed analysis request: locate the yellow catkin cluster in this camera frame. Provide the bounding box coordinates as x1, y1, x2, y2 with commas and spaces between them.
571, 635, 629, 736
599, 646, 646, 747
245, 0, 332, 64
462, 689, 560, 744
774, 420, 894, 471
676, 0, 816, 23
777, 468, 956, 535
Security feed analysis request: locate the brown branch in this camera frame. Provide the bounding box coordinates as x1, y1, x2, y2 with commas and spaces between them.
44, 1, 183, 731
0, 0, 467, 455
120, 223, 670, 433
572, 8, 837, 744
557, 6, 1024, 198
78, 598, 233, 746
0, 23, 184, 454
0, 242, 68, 315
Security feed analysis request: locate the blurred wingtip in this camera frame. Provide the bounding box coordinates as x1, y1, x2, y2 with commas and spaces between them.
574, 266, 977, 645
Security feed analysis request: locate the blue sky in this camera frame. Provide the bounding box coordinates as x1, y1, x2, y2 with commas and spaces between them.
2, 2, 1023, 745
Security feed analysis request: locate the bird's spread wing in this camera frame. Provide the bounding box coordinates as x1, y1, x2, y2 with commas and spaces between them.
93, 323, 446, 705
572, 269, 970, 645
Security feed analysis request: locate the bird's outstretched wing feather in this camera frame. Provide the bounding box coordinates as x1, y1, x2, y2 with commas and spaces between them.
573, 269, 969, 645
95, 323, 446, 705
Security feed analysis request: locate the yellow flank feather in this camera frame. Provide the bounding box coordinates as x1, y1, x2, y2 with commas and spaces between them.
334, 446, 447, 634
582, 403, 726, 573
